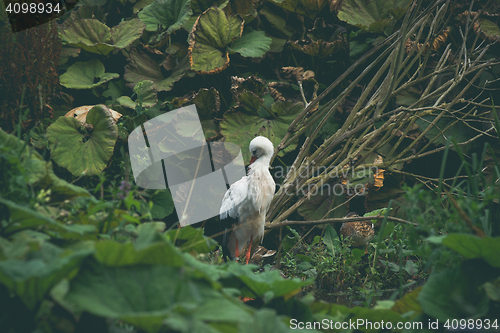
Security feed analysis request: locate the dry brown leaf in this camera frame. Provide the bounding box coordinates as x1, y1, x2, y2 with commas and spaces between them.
282, 66, 305, 81
64, 105, 122, 124
373, 155, 384, 190
302, 70, 315, 80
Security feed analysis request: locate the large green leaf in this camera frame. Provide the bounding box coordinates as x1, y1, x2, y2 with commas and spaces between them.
0, 241, 91, 310
46, 105, 118, 176
188, 7, 243, 73
220, 101, 303, 163
59, 59, 119, 90
124, 49, 193, 91
63, 260, 262, 333
442, 234, 500, 268
228, 29, 271, 58
59, 18, 145, 55
337, 0, 411, 33
64, 262, 197, 332
417, 260, 498, 321
138, 0, 192, 35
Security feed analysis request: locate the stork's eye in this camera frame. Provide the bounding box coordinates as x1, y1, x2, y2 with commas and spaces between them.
252, 149, 257, 156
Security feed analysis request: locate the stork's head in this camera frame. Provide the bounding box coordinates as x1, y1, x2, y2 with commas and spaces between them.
249, 136, 274, 165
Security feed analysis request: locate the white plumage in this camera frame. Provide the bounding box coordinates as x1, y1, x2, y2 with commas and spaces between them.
219, 136, 275, 263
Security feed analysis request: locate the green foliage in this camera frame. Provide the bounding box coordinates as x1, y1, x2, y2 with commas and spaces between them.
138, 0, 192, 45
221, 101, 303, 163
117, 80, 158, 109
46, 105, 118, 177
124, 49, 194, 92
3, 0, 500, 331
228, 29, 272, 58
337, 0, 411, 33
60, 59, 119, 89
188, 7, 244, 73
59, 18, 146, 56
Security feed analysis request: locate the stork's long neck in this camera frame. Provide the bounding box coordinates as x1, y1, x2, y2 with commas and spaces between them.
248, 155, 271, 175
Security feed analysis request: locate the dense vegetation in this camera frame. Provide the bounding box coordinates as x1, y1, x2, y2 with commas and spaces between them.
1, 0, 500, 332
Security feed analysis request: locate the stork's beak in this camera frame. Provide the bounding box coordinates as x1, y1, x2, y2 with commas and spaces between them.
249, 156, 257, 165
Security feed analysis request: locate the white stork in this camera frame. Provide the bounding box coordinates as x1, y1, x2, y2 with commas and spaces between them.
219, 136, 275, 264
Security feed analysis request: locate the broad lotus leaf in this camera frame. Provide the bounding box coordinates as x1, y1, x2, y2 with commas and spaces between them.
270, 0, 327, 20
117, 80, 158, 109
47, 105, 118, 176
124, 49, 193, 91
138, 0, 192, 35
337, 0, 411, 33
228, 29, 272, 58
60, 59, 119, 89
59, 18, 145, 55
220, 101, 303, 163
188, 7, 243, 74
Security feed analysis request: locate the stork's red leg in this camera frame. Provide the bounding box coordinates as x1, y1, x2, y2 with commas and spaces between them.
234, 237, 240, 260
245, 236, 253, 264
